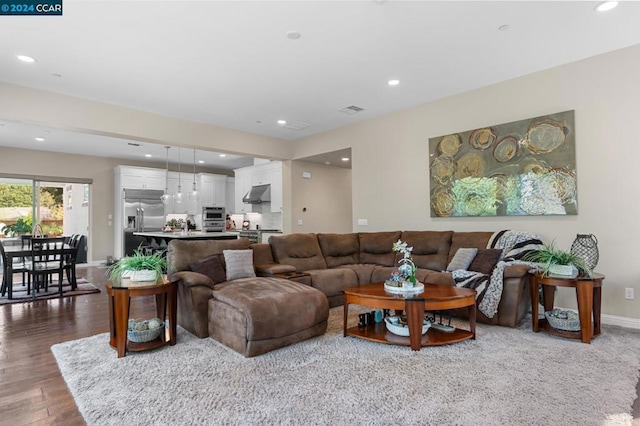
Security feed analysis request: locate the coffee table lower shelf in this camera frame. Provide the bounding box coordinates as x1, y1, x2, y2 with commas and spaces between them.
346, 322, 473, 347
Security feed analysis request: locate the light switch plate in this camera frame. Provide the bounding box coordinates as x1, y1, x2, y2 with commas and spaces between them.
297, 219, 303, 225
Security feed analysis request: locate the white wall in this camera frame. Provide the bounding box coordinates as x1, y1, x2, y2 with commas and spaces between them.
290, 161, 352, 234
293, 44, 640, 320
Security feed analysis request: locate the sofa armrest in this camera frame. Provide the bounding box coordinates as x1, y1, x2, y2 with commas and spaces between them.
255, 263, 297, 277
503, 264, 531, 278
170, 271, 216, 289
170, 271, 215, 338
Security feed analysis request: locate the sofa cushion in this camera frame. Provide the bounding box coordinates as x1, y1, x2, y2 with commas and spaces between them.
189, 254, 227, 283
317, 233, 359, 267
307, 268, 359, 298
469, 249, 503, 275
210, 277, 329, 341
448, 232, 493, 263
223, 250, 257, 280
446, 248, 478, 271
168, 238, 251, 273
270, 233, 327, 271
358, 231, 402, 266
400, 231, 453, 271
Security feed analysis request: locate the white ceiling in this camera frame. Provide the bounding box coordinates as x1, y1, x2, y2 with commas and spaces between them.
1, 1, 639, 170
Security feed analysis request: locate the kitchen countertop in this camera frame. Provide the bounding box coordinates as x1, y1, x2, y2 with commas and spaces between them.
134, 231, 239, 239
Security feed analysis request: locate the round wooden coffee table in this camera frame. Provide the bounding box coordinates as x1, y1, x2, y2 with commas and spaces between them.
106, 276, 178, 358
343, 282, 476, 351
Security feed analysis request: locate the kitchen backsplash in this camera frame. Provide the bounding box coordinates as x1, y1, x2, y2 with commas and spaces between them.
230, 210, 282, 230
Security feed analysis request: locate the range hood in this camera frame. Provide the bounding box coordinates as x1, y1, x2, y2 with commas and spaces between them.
242, 184, 271, 204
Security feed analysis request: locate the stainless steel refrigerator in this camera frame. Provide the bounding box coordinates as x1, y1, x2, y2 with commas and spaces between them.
122, 188, 165, 256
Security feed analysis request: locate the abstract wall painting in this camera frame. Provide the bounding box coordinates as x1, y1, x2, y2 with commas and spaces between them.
428, 110, 576, 217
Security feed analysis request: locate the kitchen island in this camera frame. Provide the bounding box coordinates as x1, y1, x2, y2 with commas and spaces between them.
134, 231, 239, 249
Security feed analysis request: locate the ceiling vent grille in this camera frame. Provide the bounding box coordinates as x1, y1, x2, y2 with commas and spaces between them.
127, 142, 141, 147
284, 121, 312, 131
338, 105, 365, 115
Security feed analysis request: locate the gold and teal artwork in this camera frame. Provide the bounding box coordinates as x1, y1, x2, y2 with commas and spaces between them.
429, 110, 576, 217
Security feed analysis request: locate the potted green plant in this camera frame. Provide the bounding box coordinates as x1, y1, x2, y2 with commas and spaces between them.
107, 248, 167, 282
524, 242, 593, 277
3, 217, 33, 236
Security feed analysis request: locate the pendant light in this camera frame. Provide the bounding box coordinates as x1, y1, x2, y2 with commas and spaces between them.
160, 146, 171, 204
174, 147, 184, 204
189, 148, 200, 200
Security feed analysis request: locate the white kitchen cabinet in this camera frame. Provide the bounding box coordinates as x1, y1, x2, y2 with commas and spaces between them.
198, 173, 227, 210
117, 166, 166, 190
225, 177, 235, 214
234, 171, 253, 214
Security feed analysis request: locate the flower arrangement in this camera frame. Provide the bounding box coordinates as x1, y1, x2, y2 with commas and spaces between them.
387, 239, 418, 288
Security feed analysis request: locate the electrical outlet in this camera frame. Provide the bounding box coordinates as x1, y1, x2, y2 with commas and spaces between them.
625, 287, 634, 300
357, 218, 368, 226
297, 219, 303, 226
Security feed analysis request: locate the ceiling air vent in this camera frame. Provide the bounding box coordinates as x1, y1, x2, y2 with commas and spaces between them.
127, 142, 141, 147
338, 105, 365, 115
284, 121, 311, 131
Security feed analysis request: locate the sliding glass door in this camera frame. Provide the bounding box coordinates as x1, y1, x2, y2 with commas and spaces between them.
0, 177, 89, 262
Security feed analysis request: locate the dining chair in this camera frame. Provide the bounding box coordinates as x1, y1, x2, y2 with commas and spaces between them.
0, 239, 31, 297
26, 237, 66, 297
63, 234, 83, 290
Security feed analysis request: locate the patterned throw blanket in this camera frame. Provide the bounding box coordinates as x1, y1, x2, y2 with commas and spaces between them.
452, 230, 543, 318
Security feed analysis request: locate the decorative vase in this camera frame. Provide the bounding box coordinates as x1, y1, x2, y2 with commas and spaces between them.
570, 234, 599, 271
130, 270, 158, 282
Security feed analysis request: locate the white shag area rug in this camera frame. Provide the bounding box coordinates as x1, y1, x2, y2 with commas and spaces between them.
52, 308, 640, 426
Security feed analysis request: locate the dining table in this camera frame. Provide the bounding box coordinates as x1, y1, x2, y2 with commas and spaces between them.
0, 241, 76, 300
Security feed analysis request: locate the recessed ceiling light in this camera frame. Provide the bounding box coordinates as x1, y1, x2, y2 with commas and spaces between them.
342, 157, 350, 162
35, 137, 45, 142
498, 24, 510, 31
198, 160, 205, 164
324, 161, 331, 165
286, 31, 301, 40
145, 154, 152, 158
277, 120, 287, 126
388, 79, 400, 86
17, 55, 36, 63
219, 154, 226, 157
594, 1, 618, 12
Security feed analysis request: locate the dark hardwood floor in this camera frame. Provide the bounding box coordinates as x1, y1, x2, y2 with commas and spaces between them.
0, 266, 157, 426
1, 265, 639, 425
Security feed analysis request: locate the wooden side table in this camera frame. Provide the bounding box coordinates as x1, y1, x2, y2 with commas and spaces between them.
530, 272, 604, 344
106, 276, 178, 358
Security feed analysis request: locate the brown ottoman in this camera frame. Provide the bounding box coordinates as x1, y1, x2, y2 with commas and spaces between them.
208, 277, 329, 357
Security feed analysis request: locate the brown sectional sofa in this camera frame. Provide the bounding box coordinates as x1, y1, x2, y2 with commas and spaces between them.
257, 231, 532, 328
167, 230, 532, 357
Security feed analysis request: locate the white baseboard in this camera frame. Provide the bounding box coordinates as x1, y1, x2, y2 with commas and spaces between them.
601, 313, 640, 330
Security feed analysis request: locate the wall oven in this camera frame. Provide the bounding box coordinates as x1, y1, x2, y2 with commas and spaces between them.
202, 206, 225, 232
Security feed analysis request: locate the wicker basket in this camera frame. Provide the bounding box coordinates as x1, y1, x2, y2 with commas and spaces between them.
545, 309, 580, 331
127, 318, 164, 343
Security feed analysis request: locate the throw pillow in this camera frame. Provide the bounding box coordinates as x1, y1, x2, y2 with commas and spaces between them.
223, 249, 256, 281
190, 254, 226, 283
446, 248, 478, 271
468, 249, 503, 275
